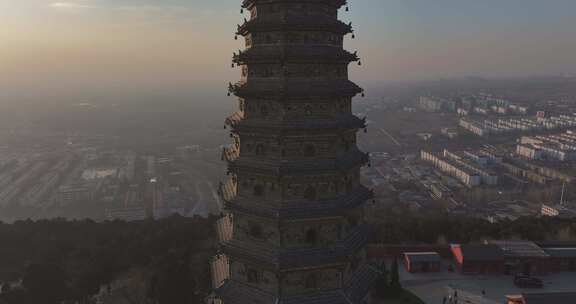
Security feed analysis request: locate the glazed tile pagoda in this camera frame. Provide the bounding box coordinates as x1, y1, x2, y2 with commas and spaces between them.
211, 1, 379, 303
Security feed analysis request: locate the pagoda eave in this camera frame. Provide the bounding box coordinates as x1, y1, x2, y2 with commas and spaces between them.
233, 53, 359, 65
225, 115, 367, 133
237, 19, 352, 36
215, 262, 380, 304
222, 186, 374, 220
220, 224, 371, 271
242, 0, 348, 9
215, 280, 349, 304
230, 81, 363, 99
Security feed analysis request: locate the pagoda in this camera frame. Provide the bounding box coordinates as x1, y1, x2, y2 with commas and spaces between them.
211, 1, 379, 303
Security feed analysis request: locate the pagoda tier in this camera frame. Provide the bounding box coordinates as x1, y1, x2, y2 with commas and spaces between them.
242, 0, 348, 9
229, 80, 362, 98
233, 46, 359, 64
237, 15, 352, 36
218, 224, 370, 270
223, 149, 369, 176
220, 183, 374, 219
215, 263, 379, 304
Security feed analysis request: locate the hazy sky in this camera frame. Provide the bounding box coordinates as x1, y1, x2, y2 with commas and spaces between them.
1, 0, 576, 104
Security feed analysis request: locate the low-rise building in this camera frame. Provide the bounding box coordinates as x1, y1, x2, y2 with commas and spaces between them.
507, 292, 576, 304
58, 184, 93, 204
452, 241, 551, 276
403, 252, 442, 273
451, 244, 505, 274
489, 240, 551, 275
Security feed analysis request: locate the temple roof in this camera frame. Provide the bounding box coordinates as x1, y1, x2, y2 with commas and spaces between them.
230, 79, 362, 98
233, 46, 359, 64
225, 149, 369, 175
237, 15, 352, 35
214, 263, 380, 304
226, 112, 366, 132
221, 185, 373, 219
242, 0, 348, 9
220, 224, 371, 270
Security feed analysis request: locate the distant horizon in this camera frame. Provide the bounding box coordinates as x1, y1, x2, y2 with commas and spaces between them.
2, 0, 576, 106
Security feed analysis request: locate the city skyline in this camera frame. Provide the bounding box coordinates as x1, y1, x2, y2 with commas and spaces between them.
1, 0, 576, 106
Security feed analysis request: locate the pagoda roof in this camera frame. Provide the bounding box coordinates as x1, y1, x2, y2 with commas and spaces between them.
220, 224, 371, 270
214, 263, 380, 304
225, 149, 369, 175
242, 0, 348, 9
226, 112, 366, 132
233, 46, 359, 64
221, 184, 373, 219
237, 15, 352, 35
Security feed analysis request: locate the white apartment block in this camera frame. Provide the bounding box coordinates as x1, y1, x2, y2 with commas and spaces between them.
421, 150, 498, 187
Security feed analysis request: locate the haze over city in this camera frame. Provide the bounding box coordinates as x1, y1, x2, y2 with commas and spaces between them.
2, 0, 576, 107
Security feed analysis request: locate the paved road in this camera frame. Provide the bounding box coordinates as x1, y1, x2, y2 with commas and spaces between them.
379, 128, 402, 147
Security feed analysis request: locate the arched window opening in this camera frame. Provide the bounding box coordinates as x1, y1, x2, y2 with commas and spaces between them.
305, 229, 318, 245
348, 216, 359, 228
260, 104, 269, 117
304, 186, 317, 201
304, 145, 316, 157
343, 141, 351, 152
346, 180, 353, 193
305, 273, 318, 289
254, 185, 264, 197
255, 144, 266, 156
247, 269, 259, 283
249, 223, 263, 239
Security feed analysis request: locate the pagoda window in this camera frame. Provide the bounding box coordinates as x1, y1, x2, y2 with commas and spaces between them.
343, 141, 351, 151
339, 100, 347, 112
305, 273, 318, 289
247, 268, 259, 283
254, 185, 264, 197
305, 228, 318, 245
346, 180, 353, 193
304, 186, 317, 201
249, 223, 264, 239
287, 33, 297, 43
260, 104, 269, 117
305, 105, 312, 116
304, 145, 316, 157
349, 216, 358, 228
337, 224, 343, 239
255, 144, 266, 156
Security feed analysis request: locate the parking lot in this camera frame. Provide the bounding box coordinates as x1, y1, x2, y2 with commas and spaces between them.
400, 266, 576, 303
